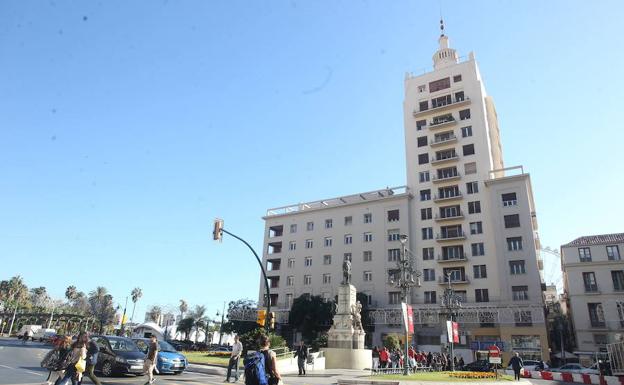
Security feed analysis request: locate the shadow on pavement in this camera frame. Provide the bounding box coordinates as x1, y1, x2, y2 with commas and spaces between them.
19, 366, 48, 372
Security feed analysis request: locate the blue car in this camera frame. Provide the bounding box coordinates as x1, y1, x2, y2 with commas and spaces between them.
133, 338, 188, 374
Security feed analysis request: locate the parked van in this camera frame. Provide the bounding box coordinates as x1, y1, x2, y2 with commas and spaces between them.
17, 325, 41, 339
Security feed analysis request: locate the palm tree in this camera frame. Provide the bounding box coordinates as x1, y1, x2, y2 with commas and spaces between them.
179, 299, 188, 321
147, 306, 162, 325
191, 305, 208, 343
65, 285, 78, 302
130, 288, 142, 323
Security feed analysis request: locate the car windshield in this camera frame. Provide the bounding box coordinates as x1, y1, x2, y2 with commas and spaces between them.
159, 341, 178, 352
107, 337, 139, 352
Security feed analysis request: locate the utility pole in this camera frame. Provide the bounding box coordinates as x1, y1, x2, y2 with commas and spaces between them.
213, 219, 271, 330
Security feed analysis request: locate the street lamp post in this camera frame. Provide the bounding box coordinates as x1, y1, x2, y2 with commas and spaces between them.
213, 219, 271, 330
440, 273, 462, 371
391, 235, 420, 376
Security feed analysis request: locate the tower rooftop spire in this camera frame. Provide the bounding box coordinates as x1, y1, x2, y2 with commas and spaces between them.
433, 18, 459, 70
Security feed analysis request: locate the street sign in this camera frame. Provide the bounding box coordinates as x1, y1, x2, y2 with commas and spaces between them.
488, 345, 501, 357
489, 357, 502, 364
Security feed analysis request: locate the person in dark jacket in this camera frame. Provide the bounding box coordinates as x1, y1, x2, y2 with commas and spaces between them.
294, 341, 308, 376
82, 335, 101, 385
508, 352, 524, 381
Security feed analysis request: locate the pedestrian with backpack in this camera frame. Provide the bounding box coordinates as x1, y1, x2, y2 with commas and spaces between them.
244, 334, 281, 385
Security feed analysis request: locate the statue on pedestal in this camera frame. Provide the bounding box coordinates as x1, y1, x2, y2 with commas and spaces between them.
351, 301, 363, 331
342, 258, 352, 285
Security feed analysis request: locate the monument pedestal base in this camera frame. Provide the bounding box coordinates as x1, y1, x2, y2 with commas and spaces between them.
323, 347, 372, 370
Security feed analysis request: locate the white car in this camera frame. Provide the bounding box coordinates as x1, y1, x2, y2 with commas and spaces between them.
507, 360, 549, 372
551, 363, 599, 375
33, 328, 56, 342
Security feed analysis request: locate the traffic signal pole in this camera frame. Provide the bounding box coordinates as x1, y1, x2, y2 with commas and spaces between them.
214, 222, 271, 331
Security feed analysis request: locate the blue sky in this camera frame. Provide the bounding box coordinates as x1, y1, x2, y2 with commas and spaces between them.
1, 0, 623, 320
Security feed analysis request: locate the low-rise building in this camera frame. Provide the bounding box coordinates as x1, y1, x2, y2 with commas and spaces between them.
561, 233, 624, 353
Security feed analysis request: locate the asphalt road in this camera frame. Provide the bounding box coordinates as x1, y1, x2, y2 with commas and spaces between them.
0, 337, 569, 385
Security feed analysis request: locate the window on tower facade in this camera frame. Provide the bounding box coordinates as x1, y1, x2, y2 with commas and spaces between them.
422, 247, 434, 260
463, 144, 475, 156
473, 265, 487, 279
612, 270, 624, 291
459, 109, 471, 120
461, 125, 473, 137
504, 214, 521, 228
421, 207, 432, 220
363, 250, 372, 262
325, 219, 333, 229
512, 286, 529, 301
419, 101, 429, 112
607, 245, 621, 260
418, 84, 426, 93
364, 232, 372, 242
418, 153, 429, 164
423, 268, 435, 281
419, 171, 430, 183
475, 288, 489, 303
422, 227, 433, 240
344, 216, 353, 226
416, 119, 426, 130
388, 248, 400, 262
424, 291, 437, 304
467, 181, 478, 194
471, 242, 485, 256
583, 272, 598, 292
429, 77, 451, 92
502, 192, 517, 206
468, 201, 481, 214
363, 271, 373, 281
344, 234, 352, 244
417, 136, 428, 147
306, 221, 314, 231
507, 237, 523, 251
388, 292, 401, 305
420, 189, 431, 201
509, 260, 526, 275
455, 91, 465, 101
324, 237, 332, 247
290, 224, 297, 233
323, 254, 332, 265
464, 162, 477, 175
453, 74, 462, 82
364, 213, 372, 223
469, 221, 483, 235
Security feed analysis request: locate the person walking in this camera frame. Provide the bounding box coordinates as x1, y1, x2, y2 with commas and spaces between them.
143, 335, 158, 385
81, 335, 101, 385
293, 340, 308, 376
225, 335, 243, 382
372, 347, 380, 370
259, 334, 281, 385
508, 352, 524, 381
379, 347, 389, 369
23, 329, 31, 344
56, 333, 87, 385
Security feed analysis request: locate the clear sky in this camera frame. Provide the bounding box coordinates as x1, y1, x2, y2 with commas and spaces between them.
1, 0, 623, 321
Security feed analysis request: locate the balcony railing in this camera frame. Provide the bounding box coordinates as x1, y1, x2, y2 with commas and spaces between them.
432, 172, 461, 183
438, 275, 470, 284
584, 285, 599, 293
437, 254, 468, 263
436, 231, 466, 241
413, 97, 471, 117
429, 116, 457, 129
431, 154, 459, 165
433, 193, 463, 202
435, 212, 464, 221
430, 134, 458, 147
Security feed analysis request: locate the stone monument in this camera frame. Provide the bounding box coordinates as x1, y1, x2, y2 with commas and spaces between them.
323, 258, 372, 369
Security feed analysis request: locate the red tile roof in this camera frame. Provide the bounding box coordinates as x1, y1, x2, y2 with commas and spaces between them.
562, 233, 624, 247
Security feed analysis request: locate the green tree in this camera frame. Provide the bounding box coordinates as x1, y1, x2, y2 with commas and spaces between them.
130, 288, 142, 322
221, 298, 258, 335
288, 294, 334, 342
177, 317, 194, 341
88, 287, 116, 334
239, 328, 287, 354
0, 276, 29, 308
384, 334, 400, 350
30, 286, 50, 310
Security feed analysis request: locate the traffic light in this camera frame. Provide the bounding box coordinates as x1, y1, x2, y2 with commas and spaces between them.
268, 312, 275, 329
213, 218, 224, 241
257, 309, 266, 327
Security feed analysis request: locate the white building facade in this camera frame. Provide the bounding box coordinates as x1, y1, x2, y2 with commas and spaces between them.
260, 30, 548, 361
561, 233, 624, 353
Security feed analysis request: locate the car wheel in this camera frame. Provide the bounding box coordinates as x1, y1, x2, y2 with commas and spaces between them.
101, 361, 114, 377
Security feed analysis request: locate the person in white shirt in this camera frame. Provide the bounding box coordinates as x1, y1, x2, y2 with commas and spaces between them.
225, 335, 243, 383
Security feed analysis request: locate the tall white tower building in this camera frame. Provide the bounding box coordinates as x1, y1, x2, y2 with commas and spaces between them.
260, 25, 548, 362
